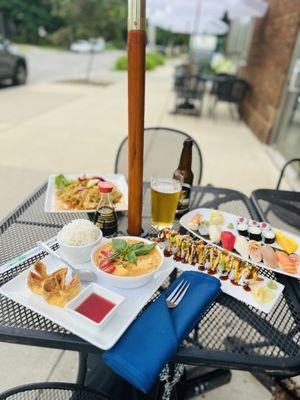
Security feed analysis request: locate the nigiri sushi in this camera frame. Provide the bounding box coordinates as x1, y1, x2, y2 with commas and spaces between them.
249, 241, 262, 263
234, 235, 249, 259
289, 254, 300, 274
261, 245, 277, 268
188, 213, 202, 230
276, 251, 297, 274
208, 225, 221, 243
221, 231, 235, 251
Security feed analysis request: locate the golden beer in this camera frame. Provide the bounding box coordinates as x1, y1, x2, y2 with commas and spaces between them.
151, 178, 181, 228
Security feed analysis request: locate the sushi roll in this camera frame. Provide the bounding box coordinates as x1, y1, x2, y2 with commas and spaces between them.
248, 220, 259, 227
237, 222, 248, 237
248, 226, 262, 242
237, 217, 247, 225
262, 230, 275, 245
198, 220, 209, 236
260, 221, 271, 231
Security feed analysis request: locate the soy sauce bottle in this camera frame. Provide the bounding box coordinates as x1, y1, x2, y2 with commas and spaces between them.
173, 138, 194, 215
93, 182, 118, 236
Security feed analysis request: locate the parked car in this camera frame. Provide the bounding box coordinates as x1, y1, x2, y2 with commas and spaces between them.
70, 38, 105, 53
0, 39, 27, 85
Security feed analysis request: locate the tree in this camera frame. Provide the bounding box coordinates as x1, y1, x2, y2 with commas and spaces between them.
0, 0, 63, 43
51, 0, 127, 47
156, 27, 189, 47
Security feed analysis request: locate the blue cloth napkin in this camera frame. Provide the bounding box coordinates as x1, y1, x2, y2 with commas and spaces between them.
103, 271, 221, 393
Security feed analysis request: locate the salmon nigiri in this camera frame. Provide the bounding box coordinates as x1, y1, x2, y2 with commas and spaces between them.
276, 251, 297, 274
289, 254, 300, 274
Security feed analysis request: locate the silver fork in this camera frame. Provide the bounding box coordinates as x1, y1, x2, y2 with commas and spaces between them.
166, 280, 190, 309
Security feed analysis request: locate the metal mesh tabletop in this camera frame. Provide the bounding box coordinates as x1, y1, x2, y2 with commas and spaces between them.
0, 183, 299, 375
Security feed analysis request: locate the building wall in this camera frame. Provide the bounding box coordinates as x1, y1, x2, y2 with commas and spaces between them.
241, 0, 300, 143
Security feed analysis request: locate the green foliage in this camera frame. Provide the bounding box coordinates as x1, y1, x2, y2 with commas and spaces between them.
156, 27, 189, 47
0, 0, 63, 44
114, 52, 165, 71
147, 52, 165, 66
114, 55, 128, 71
51, 0, 127, 47
1, 0, 127, 47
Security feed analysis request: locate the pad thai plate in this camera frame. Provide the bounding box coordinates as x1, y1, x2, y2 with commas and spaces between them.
45, 174, 128, 213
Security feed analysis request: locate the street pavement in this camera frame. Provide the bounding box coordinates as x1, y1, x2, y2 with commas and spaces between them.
17, 45, 124, 84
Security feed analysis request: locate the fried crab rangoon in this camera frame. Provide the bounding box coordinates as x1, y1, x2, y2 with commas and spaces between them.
27, 261, 81, 307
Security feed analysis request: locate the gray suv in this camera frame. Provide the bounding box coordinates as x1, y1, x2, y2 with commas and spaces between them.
0, 39, 27, 85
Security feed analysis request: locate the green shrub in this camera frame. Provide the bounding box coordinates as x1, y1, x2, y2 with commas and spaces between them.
147, 52, 165, 66
114, 51, 165, 71
114, 55, 128, 71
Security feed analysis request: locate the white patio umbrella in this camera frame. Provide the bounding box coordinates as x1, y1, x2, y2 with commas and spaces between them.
147, 0, 268, 34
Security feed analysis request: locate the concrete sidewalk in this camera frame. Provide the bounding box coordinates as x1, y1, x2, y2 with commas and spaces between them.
0, 61, 291, 220
0, 60, 291, 398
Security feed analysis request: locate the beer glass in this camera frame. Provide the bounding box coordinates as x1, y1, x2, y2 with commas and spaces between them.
151, 177, 182, 229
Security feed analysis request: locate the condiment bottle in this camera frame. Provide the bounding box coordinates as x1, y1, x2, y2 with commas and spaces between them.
93, 182, 118, 236
173, 138, 194, 215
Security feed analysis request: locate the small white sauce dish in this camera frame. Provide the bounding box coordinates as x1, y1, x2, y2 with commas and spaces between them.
57, 220, 102, 264
66, 283, 124, 328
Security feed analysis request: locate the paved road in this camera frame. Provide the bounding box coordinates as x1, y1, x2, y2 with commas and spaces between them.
17, 46, 124, 84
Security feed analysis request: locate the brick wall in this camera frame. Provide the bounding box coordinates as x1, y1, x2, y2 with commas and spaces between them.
241, 0, 300, 143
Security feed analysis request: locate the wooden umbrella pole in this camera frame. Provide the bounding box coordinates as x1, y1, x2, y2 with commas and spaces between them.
127, 0, 146, 236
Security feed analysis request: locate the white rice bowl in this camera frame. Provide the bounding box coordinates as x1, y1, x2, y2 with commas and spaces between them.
59, 219, 100, 246
58, 219, 102, 263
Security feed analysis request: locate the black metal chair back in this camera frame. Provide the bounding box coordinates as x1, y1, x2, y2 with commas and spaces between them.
214, 78, 248, 104
0, 382, 114, 400
175, 76, 205, 100
114, 127, 203, 184
276, 158, 300, 189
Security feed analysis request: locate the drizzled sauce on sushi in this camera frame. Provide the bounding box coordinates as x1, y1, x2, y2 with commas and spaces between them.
219, 275, 229, 281
208, 269, 217, 275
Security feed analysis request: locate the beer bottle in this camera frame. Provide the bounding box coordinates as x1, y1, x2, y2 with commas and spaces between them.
173, 139, 194, 214
93, 182, 118, 236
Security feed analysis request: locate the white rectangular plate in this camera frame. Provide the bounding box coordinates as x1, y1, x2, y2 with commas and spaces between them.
175, 262, 284, 314
0, 253, 174, 350
180, 208, 300, 280
44, 174, 128, 213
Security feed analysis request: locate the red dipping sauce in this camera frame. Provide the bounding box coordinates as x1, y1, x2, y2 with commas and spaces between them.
75, 293, 115, 323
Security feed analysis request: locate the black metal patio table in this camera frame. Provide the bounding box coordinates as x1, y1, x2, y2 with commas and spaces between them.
0, 183, 300, 389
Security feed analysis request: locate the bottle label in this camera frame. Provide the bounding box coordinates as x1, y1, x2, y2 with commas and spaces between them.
94, 207, 118, 236
177, 183, 191, 212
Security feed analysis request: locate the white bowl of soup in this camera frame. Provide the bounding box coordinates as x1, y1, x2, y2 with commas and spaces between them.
91, 236, 164, 289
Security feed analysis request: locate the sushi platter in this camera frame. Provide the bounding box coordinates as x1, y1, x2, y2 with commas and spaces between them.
180, 208, 300, 280
152, 229, 284, 314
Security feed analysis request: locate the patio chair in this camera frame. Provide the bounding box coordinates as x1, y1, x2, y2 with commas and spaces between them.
173, 75, 206, 116
209, 78, 249, 119
276, 158, 300, 189
114, 127, 203, 184
0, 382, 114, 400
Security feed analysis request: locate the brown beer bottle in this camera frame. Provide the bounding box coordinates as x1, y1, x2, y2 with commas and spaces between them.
173, 139, 194, 214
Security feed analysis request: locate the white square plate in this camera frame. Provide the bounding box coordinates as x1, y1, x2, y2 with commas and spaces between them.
0, 253, 175, 350
44, 173, 128, 213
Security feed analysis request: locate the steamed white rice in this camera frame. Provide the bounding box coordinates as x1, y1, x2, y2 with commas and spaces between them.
59, 219, 100, 246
